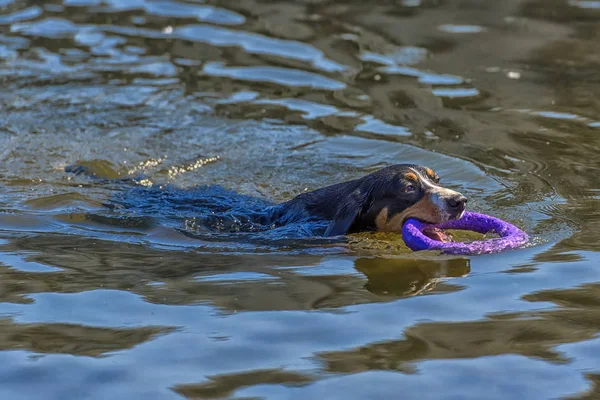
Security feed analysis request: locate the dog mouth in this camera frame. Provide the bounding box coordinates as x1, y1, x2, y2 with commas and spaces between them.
423, 227, 453, 243
419, 210, 465, 243
407, 215, 453, 242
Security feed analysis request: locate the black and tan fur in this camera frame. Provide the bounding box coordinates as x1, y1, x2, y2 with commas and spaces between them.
66, 162, 467, 238
276, 164, 467, 237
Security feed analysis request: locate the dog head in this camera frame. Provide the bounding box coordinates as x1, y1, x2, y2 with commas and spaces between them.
368, 164, 467, 232
325, 164, 467, 236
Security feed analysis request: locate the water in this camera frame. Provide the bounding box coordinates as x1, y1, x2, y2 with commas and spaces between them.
1, 0, 599, 398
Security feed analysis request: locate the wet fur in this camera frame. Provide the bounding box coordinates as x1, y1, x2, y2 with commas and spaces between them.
273, 164, 467, 237
67, 163, 467, 238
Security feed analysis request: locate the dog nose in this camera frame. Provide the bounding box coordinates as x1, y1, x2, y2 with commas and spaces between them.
447, 195, 467, 210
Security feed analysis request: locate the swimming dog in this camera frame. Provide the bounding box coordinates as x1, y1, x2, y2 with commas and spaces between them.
67, 163, 467, 238
274, 164, 467, 237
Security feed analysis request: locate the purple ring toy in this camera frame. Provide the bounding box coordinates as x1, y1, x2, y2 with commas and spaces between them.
402, 211, 528, 255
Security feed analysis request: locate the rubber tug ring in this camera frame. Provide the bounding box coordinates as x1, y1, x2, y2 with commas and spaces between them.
402, 211, 529, 255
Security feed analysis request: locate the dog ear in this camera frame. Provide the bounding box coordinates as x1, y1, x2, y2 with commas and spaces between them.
324, 190, 367, 237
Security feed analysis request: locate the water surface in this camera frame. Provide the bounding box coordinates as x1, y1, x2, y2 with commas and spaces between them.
1, 0, 600, 398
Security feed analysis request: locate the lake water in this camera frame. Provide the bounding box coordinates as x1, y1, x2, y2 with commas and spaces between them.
1, 0, 600, 399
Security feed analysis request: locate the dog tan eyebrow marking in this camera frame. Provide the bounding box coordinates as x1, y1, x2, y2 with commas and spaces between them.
425, 168, 436, 179
405, 172, 418, 182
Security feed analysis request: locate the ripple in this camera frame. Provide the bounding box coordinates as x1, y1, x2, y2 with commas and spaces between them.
196, 272, 278, 283
86, 0, 145, 11
0, 215, 63, 233
438, 24, 487, 33
128, 60, 177, 77
142, 1, 245, 25
175, 24, 347, 73
378, 65, 421, 77
254, 98, 340, 119
511, 109, 594, 124
64, 0, 101, 5
0, 33, 29, 49
0, 6, 42, 25
432, 87, 480, 98
360, 48, 463, 87
531, 111, 586, 120
202, 62, 346, 90
0, 44, 15, 59
568, 0, 600, 8
234, 357, 590, 399
401, 0, 421, 6
360, 47, 428, 66
282, 258, 359, 277
11, 17, 80, 38
216, 91, 259, 104
355, 116, 412, 136
418, 73, 464, 85
73, 29, 105, 46
378, 65, 464, 85
0, 252, 62, 273
24, 193, 104, 210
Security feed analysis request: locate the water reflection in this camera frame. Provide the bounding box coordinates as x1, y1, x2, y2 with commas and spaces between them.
0, 319, 171, 357
0, 235, 470, 311
355, 257, 469, 297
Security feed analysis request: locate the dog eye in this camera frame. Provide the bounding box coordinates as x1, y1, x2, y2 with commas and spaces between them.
405, 184, 416, 192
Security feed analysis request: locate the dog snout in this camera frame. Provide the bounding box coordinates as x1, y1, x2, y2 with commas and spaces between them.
446, 194, 467, 211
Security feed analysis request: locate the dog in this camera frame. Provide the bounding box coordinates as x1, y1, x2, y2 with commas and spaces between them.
273, 164, 467, 237
67, 163, 467, 239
